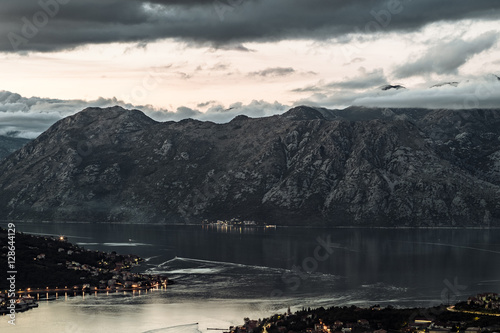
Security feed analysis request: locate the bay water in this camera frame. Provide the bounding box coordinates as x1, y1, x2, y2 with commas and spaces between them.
3, 223, 500, 332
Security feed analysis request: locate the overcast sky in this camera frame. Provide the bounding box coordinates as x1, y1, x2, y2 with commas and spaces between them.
1, 0, 500, 138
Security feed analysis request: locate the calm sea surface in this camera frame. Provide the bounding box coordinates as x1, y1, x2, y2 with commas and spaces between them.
3, 223, 500, 332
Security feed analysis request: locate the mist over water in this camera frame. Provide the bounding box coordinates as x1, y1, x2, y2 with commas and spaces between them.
5, 223, 500, 332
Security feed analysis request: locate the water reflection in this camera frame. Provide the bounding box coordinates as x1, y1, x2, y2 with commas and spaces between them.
6, 223, 500, 332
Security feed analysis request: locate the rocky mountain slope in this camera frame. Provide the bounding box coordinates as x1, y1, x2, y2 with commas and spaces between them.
0, 135, 31, 160
0, 106, 499, 226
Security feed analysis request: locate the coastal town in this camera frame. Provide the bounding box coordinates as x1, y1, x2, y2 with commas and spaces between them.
228, 297, 500, 333
0, 227, 169, 315
464, 293, 500, 311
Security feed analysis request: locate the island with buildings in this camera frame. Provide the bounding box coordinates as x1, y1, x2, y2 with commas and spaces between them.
203, 219, 277, 228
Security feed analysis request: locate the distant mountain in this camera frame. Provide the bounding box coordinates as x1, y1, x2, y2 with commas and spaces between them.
380, 85, 406, 91
431, 82, 459, 88
0, 136, 31, 160
0, 106, 499, 227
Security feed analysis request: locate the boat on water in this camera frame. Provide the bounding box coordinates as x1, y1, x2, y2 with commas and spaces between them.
20, 296, 39, 308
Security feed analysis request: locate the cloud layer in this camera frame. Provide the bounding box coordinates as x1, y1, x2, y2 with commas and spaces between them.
294, 75, 500, 109
2, 74, 499, 139
2, 0, 500, 52
0, 90, 289, 138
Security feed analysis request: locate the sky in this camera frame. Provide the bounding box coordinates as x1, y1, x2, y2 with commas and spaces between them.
1, 0, 500, 138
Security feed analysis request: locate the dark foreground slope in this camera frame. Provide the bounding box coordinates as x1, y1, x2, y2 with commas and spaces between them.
0, 106, 499, 226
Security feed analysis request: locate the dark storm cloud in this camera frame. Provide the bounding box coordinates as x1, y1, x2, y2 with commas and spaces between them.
2, 0, 500, 52
394, 31, 499, 78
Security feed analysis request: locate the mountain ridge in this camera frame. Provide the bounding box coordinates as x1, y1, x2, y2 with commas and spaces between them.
1, 105, 499, 226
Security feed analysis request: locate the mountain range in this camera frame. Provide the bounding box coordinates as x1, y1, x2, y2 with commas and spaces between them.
0, 106, 499, 226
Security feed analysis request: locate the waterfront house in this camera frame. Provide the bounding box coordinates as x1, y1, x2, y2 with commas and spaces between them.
478, 292, 498, 301
468, 292, 499, 308
20, 296, 37, 308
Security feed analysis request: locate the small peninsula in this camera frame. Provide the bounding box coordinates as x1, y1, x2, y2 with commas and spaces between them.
0, 227, 168, 314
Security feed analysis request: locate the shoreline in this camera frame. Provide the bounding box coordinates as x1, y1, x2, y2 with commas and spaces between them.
0, 227, 170, 316
0, 285, 169, 315
228, 298, 500, 333
3, 220, 500, 230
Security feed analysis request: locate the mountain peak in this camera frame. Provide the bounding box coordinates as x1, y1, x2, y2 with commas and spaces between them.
380, 84, 406, 91
62, 106, 157, 127
281, 106, 326, 120
230, 114, 250, 122
78, 105, 151, 119
431, 82, 459, 88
